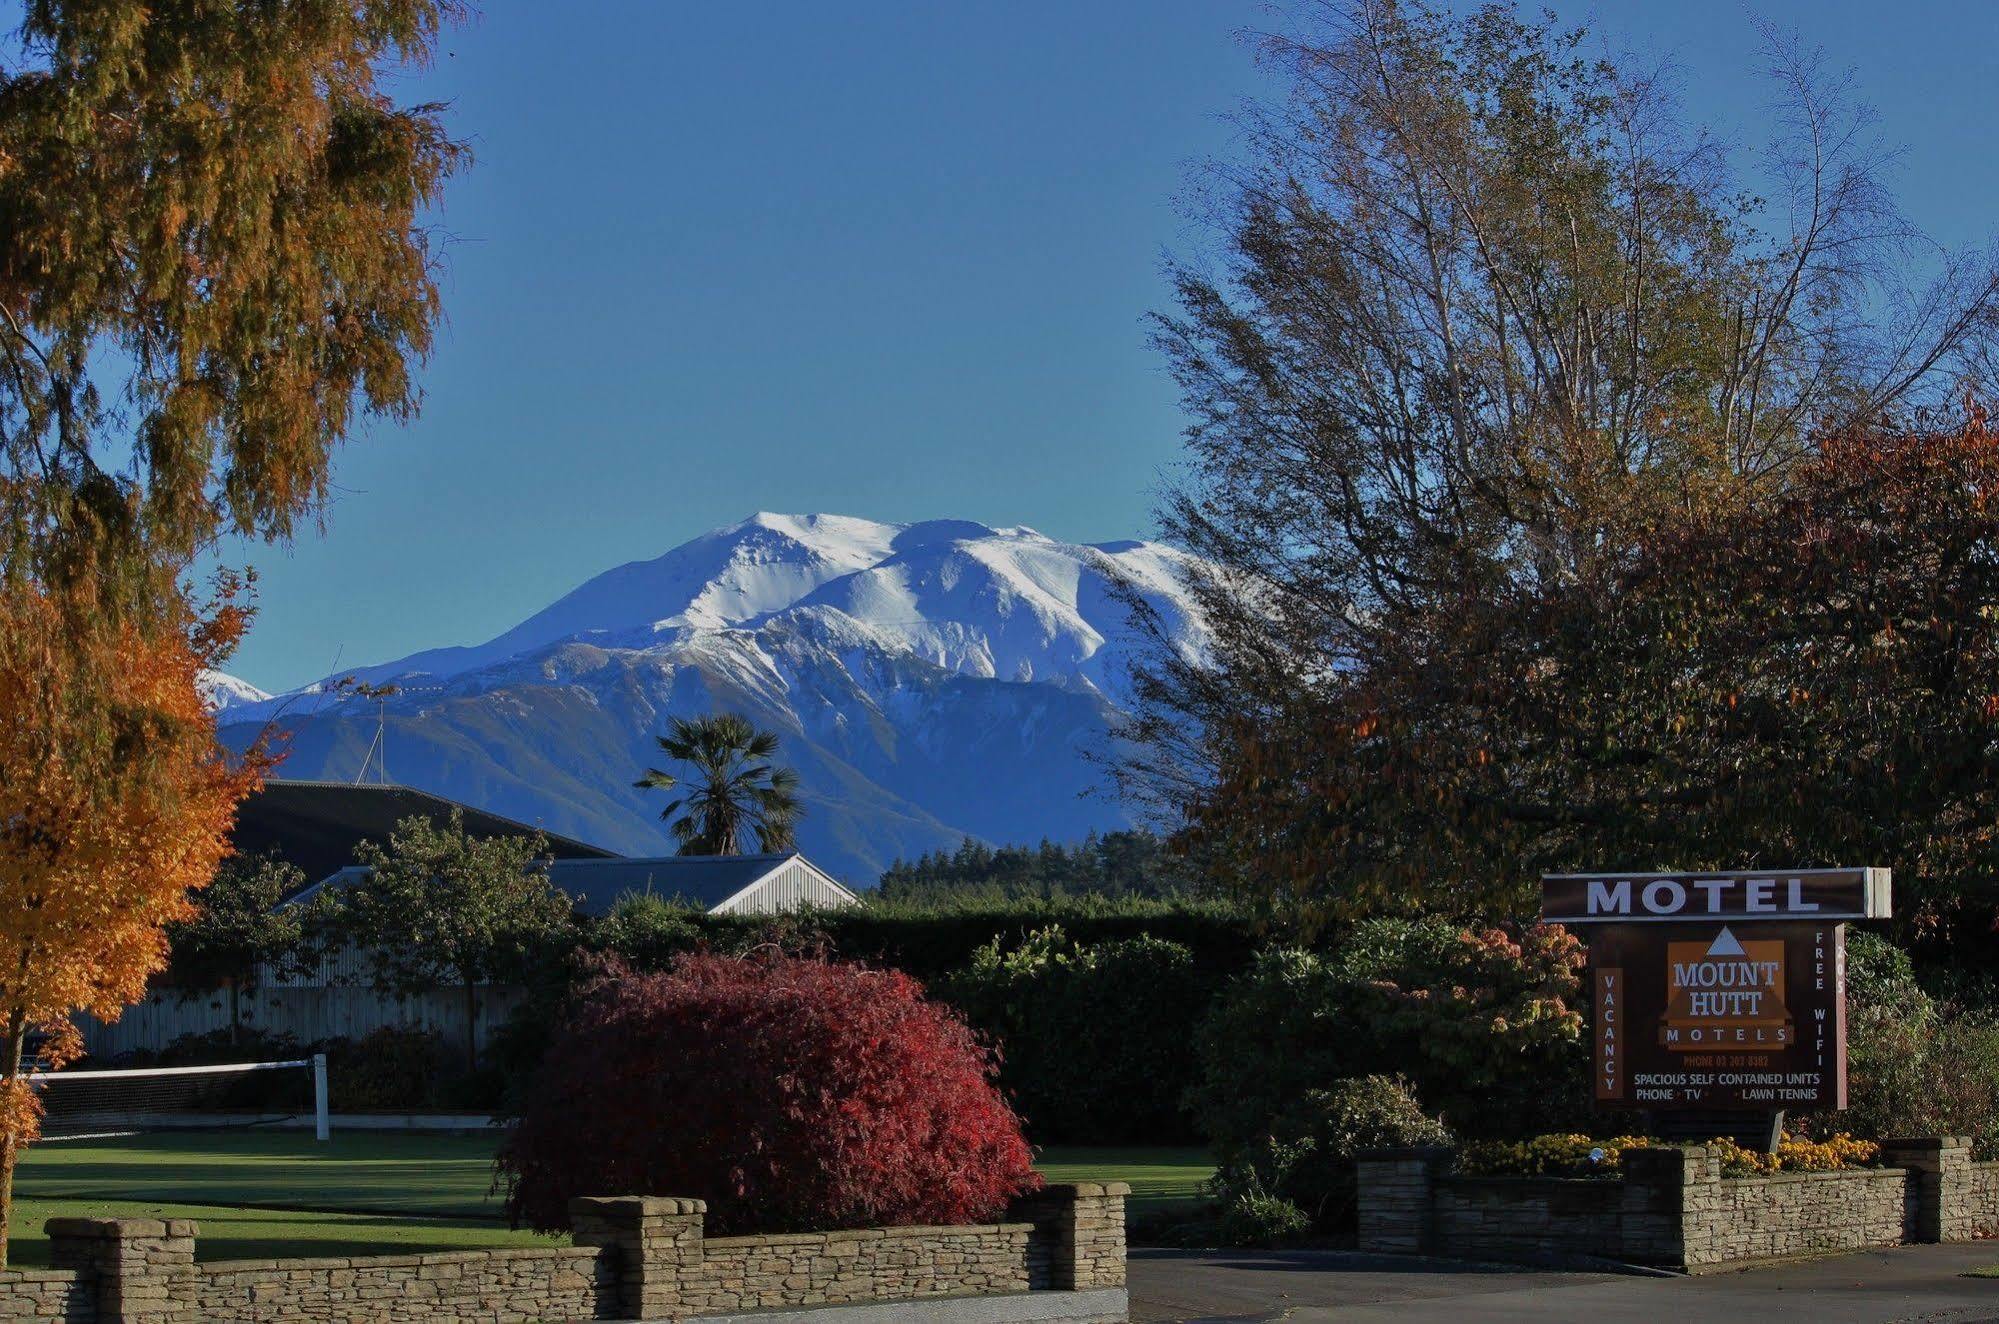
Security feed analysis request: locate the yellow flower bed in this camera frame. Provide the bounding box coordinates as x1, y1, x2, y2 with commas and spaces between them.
1457, 1133, 1652, 1177
1458, 1131, 1880, 1178
1709, 1132, 1880, 1177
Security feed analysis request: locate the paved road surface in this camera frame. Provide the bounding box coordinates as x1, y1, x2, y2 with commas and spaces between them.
1128, 1244, 1999, 1323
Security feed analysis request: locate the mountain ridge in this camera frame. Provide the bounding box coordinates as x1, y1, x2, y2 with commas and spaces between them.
212, 512, 1202, 882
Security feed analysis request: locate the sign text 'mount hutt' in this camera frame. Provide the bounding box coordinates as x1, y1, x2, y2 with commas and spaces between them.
1542, 868, 1891, 924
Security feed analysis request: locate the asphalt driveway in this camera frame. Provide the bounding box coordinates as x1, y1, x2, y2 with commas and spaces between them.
1128, 1243, 1999, 1323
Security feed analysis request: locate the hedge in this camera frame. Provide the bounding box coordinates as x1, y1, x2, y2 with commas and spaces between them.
591, 895, 1272, 984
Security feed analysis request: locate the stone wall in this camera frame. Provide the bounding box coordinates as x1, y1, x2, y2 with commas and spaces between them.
0, 1268, 88, 1322
1357, 1139, 1982, 1272
686, 1224, 1037, 1313
1428, 1174, 1636, 1263
46, 1219, 191, 1323
1005, 1184, 1126, 1290
195, 1247, 613, 1323
16, 1183, 1128, 1324
1970, 1161, 1999, 1236
1679, 1163, 1910, 1268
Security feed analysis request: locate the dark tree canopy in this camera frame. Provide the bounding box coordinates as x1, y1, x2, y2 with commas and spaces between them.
1125, 0, 1999, 822
1126, 0, 1999, 933
1180, 410, 1999, 947
876, 832, 1200, 904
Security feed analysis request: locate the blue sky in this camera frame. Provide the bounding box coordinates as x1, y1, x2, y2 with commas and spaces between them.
217, 0, 1999, 692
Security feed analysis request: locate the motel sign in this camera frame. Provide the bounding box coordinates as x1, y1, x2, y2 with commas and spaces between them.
1542, 868, 1892, 923
1542, 870, 1890, 1115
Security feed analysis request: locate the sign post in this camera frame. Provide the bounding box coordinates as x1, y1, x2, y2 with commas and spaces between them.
1541, 869, 1889, 1150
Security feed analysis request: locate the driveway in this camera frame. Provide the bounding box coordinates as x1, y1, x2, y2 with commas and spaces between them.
1128, 1243, 1999, 1323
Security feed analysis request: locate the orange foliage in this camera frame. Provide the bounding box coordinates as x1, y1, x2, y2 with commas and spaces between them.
0, 579, 262, 1257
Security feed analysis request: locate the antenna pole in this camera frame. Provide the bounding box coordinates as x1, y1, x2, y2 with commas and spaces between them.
346, 680, 399, 785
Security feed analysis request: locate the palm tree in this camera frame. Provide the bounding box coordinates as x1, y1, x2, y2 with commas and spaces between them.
633, 713, 803, 855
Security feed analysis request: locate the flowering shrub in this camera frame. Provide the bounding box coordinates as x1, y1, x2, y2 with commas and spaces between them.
1206, 1074, 1451, 1230
1346, 922, 1587, 1133
497, 953, 1040, 1235
1192, 919, 1589, 1149
1457, 1133, 1652, 1178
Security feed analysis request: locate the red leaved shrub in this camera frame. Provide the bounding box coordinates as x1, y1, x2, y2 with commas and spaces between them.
497, 952, 1040, 1234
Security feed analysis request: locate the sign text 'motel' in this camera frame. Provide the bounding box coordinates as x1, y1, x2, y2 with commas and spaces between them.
1541, 868, 1891, 924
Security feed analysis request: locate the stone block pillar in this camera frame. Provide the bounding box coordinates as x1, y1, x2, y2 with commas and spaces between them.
45, 1216, 196, 1324
1882, 1137, 1975, 1243
1011, 1182, 1129, 1289
1619, 1144, 1718, 1268
1355, 1147, 1450, 1255
569, 1195, 705, 1319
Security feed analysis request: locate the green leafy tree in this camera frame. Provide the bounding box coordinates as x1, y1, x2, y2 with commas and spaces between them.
339, 812, 574, 1073
635, 714, 802, 855
1831, 933, 1999, 1159
938, 926, 1209, 1143
165, 853, 310, 1045
876, 831, 1199, 903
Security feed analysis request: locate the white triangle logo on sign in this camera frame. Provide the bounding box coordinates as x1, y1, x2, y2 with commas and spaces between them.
1705, 926, 1747, 958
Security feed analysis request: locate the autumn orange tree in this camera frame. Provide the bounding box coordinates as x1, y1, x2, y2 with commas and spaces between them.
0, 0, 466, 1263
0, 0, 465, 600
0, 582, 261, 1259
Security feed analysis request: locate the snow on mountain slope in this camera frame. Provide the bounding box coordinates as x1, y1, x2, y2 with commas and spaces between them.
199, 669, 272, 713
329, 513, 906, 689
772, 526, 1197, 697
214, 514, 1203, 882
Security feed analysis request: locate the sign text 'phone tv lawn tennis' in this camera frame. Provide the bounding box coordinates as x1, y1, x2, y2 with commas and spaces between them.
1541, 870, 1890, 1112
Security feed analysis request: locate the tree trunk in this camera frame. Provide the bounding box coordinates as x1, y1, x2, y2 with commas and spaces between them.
227, 976, 240, 1048
0, 1007, 29, 1268
463, 976, 479, 1078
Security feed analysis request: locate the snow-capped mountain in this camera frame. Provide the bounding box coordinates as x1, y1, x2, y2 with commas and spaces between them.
211, 514, 1205, 883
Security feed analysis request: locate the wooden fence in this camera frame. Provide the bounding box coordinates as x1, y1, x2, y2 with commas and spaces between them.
78, 978, 527, 1060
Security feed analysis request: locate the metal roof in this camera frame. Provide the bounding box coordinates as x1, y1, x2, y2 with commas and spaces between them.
233, 780, 615, 890
547, 854, 853, 916
288, 851, 857, 917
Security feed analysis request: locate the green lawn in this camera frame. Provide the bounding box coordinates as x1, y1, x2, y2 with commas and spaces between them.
11, 1131, 542, 1265
8, 1131, 1211, 1264
1967, 1264, 1999, 1279
1031, 1147, 1212, 1219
